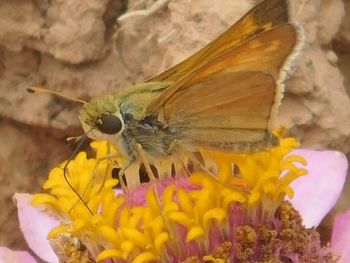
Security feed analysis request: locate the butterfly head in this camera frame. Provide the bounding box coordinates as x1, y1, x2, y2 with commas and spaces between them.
79, 95, 125, 141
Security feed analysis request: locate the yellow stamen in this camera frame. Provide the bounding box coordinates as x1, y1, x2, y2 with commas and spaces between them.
187, 226, 204, 242
33, 133, 308, 262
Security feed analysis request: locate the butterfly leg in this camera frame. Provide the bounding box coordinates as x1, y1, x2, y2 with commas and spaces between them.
134, 144, 180, 251
168, 140, 250, 193
117, 159, 132, 190
94, 152, 129, 191
135, 143, 157, 182
167, 139, 217, 178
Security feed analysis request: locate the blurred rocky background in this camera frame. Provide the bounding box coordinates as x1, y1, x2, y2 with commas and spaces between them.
0, 0, 349, 256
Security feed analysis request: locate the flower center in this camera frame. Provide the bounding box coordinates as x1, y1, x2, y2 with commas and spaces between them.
32, 134, 336, 262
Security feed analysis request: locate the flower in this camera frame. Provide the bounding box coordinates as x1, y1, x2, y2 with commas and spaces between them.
0, 247, 37, 263
5, 139, 349, 262
332, 209, 350, 262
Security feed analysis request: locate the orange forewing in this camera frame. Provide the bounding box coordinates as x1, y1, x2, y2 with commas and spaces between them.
150, 24, 299, 150
142, 0, 301, 151
161, 24, 297, 119
146, 0, 289, 84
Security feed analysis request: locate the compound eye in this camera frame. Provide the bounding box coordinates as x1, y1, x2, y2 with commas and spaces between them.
95, 114, 123, 135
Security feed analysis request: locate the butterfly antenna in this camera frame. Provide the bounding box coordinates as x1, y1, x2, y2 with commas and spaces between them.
63, 134, 94, 215
27, 87, 87, 104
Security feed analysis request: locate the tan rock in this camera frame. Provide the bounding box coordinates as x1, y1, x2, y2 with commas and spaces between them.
41, 0, 109, 63
1, 0, 350, 250
317, 0, 345, 44
276, 0, 350, 152
0, 1, 43, 51
0, 0, 349, 144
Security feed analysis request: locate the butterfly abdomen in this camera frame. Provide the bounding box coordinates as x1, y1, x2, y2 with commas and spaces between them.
193, 131, 279, 152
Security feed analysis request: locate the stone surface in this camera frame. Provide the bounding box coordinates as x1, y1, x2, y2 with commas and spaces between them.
0, 1, 43, 52
0, 119, 79, 250
274, 0, 350, 152
0, 0, 349, 250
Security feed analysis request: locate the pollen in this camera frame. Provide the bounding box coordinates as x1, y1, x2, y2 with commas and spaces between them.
50, 234, 94, 263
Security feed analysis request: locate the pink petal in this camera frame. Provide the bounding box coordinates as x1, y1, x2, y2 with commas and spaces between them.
331, 209, 350, 263
14, 193, 59, 263
0, 247, 37, 263
287, 150, 348, 228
